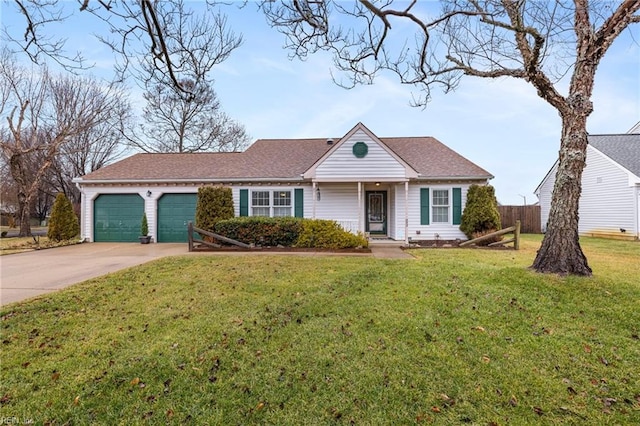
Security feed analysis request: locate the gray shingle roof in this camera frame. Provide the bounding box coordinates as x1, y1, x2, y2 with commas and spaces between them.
80, 135, 492, 181
589, 134, 640, 177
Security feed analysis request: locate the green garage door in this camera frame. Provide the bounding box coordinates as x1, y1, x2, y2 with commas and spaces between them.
157, 194, 197, 242
94, 194, 144, 242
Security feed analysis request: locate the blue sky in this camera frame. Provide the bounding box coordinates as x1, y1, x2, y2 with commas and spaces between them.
2, 2, 639, 205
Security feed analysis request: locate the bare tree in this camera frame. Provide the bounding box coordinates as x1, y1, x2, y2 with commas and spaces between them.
260, 0, 640, 276
4, 0, 243, 97
132, 79, 250, 153
128, 1, 250, 153
0, 53, 131, 236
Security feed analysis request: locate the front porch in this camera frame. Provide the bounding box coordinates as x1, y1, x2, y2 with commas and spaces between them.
310, 181, 410, 243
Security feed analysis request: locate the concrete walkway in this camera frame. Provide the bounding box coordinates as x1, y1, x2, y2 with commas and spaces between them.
0, 242, 412, 306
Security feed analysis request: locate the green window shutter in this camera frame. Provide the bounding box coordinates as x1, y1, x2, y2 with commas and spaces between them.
239, 189, 248, 217
420, 188, 430, 225
294, 188, 304, 218
452, 187, 462, 225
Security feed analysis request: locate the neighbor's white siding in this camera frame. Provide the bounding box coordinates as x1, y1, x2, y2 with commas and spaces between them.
536, 163, 557, 233
536, 146, 639, 237
315, 129, 407, 180
579, 146, 637, 234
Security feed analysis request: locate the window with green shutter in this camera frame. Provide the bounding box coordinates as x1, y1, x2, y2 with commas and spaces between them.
294, 188, 304, 218
452, 188, 462, 225
239, 189, 248, 217
420, 188, 430, 225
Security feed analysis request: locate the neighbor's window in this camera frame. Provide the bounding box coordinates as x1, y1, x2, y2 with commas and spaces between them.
432, 189, 449, 223
251, 191, 270, 216
251, 190, 292, 217
273, 191, 292, 217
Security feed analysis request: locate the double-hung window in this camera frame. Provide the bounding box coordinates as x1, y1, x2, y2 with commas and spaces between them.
251, 190, 292, 217
432, 189, 450, 223
251, 191, 270, 216
273, 191, 292, 217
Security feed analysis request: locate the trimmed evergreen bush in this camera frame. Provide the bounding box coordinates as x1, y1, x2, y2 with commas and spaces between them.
215, 217, 303, 247
47, 193, 79, 241
140, 213, 149, 236
295, 219, 368, 249
213, 217, 368, 249
459, 184, 502, 245
195, 186, 234, 231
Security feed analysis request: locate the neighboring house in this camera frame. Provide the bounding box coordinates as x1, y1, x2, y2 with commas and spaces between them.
535, 133, 640, 240
73, 123, 493, 243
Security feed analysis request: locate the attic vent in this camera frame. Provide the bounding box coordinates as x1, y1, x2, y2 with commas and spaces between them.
326, 138, 334, 145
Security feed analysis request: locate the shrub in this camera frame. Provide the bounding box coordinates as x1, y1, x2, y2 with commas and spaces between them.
213, 217, 368, 249
47, 193, 79, 241
459, 184, 502, 245
215, 217, 303, 247
141, 213, 149, 236
195, 186, 234, 232
295, 219, 368, 249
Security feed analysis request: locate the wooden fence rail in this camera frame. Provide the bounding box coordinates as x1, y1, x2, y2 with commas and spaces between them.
187, 221, 251, 251
498, 205, 541, 234
459, 220, 521, 250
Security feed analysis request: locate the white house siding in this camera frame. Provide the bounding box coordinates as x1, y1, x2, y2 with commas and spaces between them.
315, 130, 407, 180
578, 147, 637, 235
78, 185, 200, 242
404, 183, 470, 241
537, 163, 558, 233
313, 183, 361, 233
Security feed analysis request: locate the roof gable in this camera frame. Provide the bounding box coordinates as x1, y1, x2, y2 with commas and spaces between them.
589, 134, 640, 178
304, 122, 419, 181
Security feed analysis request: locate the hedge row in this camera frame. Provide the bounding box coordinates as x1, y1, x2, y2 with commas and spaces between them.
213, 217, 368, 249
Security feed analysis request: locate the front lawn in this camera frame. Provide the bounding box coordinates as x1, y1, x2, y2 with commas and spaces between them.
1, 236, 639, 424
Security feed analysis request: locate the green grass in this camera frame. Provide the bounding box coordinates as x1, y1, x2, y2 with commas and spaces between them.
1, 235, 639, 424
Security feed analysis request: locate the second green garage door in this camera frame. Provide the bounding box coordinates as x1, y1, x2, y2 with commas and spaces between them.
94, 194, 144, 242
157, 194, 197, 242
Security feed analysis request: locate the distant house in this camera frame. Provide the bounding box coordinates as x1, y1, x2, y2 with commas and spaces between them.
73, 122, 493, 243
535, 132, 640, 240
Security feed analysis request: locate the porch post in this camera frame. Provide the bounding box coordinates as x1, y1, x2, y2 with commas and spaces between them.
358, 181, 363, 234
312, 181, 317, 219
404, 181, 409, 245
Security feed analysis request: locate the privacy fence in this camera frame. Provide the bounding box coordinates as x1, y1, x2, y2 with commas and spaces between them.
498, 205, 541, 234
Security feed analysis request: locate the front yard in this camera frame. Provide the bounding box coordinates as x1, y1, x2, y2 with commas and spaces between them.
1, 235, 638, 424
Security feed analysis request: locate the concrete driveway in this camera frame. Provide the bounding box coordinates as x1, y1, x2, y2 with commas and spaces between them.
0, 243, 188, 306
0, 241, 412, 307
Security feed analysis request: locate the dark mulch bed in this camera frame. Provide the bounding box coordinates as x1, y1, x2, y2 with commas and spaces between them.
190, 245, 371, 254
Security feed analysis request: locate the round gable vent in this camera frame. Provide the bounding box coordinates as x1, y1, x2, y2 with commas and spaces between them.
352, 142, 368, 158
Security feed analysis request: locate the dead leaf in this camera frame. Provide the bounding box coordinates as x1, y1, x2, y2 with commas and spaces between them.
0, 394, 11, 405
533, 406, 544, 416
509, 395, 518, 406
430, 406, 441, 413
74, 395, 80, 405
472, 326, 486, 332
482, 355, 491, 363
584, 344, 592, 353
130, 377, 140, 386
51, 371, 60, 381
256, 402, 265, 410
166, 409, 174, 419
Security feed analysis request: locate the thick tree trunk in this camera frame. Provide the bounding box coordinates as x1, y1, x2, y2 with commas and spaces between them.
532, 113, 592, 276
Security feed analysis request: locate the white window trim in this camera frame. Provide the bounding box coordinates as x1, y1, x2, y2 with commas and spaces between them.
251, 190, 293, 217
432, 188, 450, 224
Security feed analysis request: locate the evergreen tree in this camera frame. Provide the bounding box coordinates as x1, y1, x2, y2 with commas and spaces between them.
47, 193, 79, 241
460, 185, 501, 245
195, 186, 234, 231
